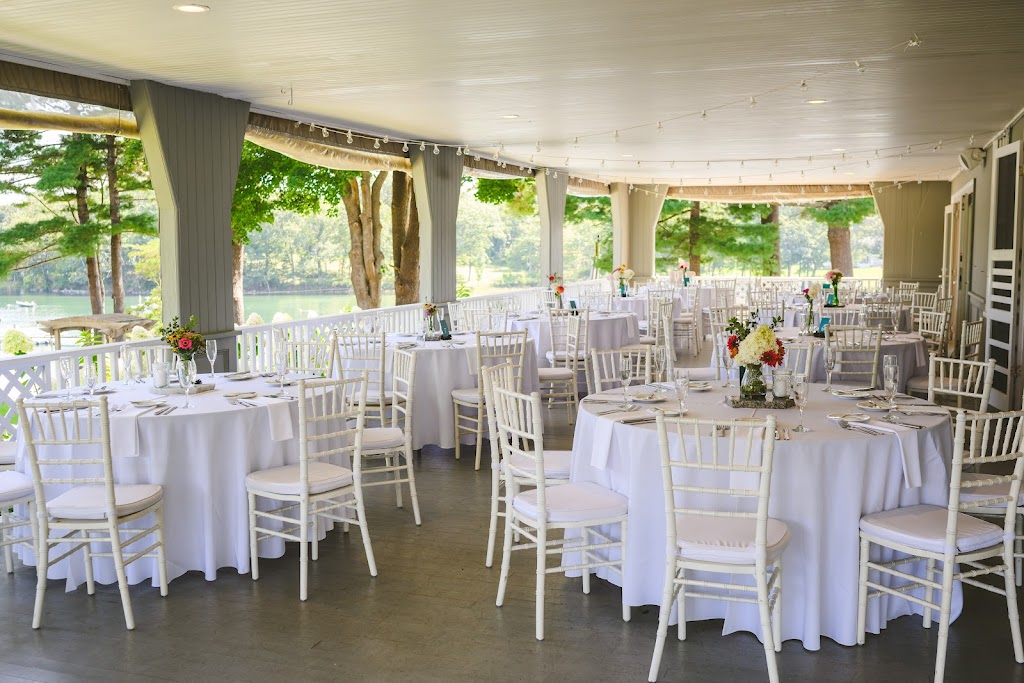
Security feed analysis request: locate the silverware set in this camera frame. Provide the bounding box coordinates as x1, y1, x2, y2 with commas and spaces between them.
153, 405, 177, 416
227, 397, 259, 408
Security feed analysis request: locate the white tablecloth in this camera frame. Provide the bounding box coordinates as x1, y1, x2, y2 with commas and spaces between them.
15, 375, 329, 591
611, 295, 685, 324
567, 383, 957, 650
509, 312, 640, 367
784, 304, 912, 331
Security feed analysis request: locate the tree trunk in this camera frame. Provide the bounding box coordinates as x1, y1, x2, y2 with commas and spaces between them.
75, 167, 104, 315
688, 201, 701, 275
232, 241, 245, 325
343, 171, 386, 309
106, 135, 125, 313
391, 171, 420, 304
764, 203, 781, 276
827, 224, 854, 275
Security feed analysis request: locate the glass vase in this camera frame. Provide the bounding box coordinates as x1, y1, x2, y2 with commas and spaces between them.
740, 364, 767, 400
619, 281, 628, 298
803, 304, 815, 335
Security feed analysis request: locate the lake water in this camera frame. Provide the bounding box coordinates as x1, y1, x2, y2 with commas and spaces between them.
0, 292, 396, 348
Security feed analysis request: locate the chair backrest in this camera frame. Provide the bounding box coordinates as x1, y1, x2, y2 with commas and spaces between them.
948, 410, 1024, 557
935, 297, 953, 315
655, 413, 778, 564
960, 318, 985, 361
285, 330, 337, 377
656, 299, 677, 370
490, 383, 547, 491
474, 330, 529, 401
926, 355, 995, 413
482, 362, 522, 472
751, 302, 785, 326
468, 308, 508, 332
565, 312, 588, 372
647, 296, 672, 344
578, 291, 611, 311
912, 290, 938, 314
781, 341, 813, 378
17, 397, 115, 520
446, 301, 466, 332
334, 332, 387, 406
918, 311, 949, 355
864, 301, 901, 329
546, 309, 575, 358
590, 347, 653, 392
297, 376, 367, 494
390, 349, 417, 436
827, 308, 862, 326
541, 289, 558, 309
824, 325, 882, 387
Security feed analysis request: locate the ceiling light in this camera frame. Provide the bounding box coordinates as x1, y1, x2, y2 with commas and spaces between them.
173, 4, 210, 12
805, 99, 829, 105
620, 154, 634, 158
832, 148, 846, 152
501, 114, 519, 119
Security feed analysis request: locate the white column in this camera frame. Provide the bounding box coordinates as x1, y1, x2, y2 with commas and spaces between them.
130, 80, 249, 341
410, 147, 462, 303
537, 170, 567, 281
609, 183, 667, 279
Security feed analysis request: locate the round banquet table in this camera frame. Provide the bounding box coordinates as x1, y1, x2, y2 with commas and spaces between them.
566, 383, 957, 650
15, 374, 336, 590
784, 304, 912, 331
508, 311, 639, 367
612, 294, 685, 324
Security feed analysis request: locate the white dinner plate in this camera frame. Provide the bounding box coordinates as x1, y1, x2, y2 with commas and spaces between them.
130, 399, 166, 407
688, 382, 712, 391
223, 372, 255, 381
629, 393, 667, 403
827, 412, 870, 423
89, 388, 117, 395
267, 379, 299, 387
856, 401, 891, 412
831, 389, 873, 399
224, 391, 257, 399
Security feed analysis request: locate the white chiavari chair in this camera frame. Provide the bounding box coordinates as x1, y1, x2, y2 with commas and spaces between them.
864, 301, 902, 330
578, 290, 612, 312
492, 383, 629, 641
935, 297, 954, 348
912, 291, 939, 331
826, 308, 862, 326
334, 331, 388, 427
824, 325, 883, 388
918, 310, 949, 355
0, 469, 34, 575
897, 280, 920, 303
452, 331, 528, 470
247, 376, 376, 600
482, 363, 572, 568
467, 308, 509, 333
905, 354, 995, 411
857, 410, 1024, 682
959, 318, 985, 361
751, 301, 785, 327
780, 340, 813, 378
538, 314, 583, 424
360, 349, 422, 525
541, 289, 558, 310
590, 347, 653, 393
446, 301, 466, 333
648, 413, 787, 683
17, 397, 168, 629
284, 330, 336, 377
671, 292, 702, 358
635, 296, 670, 347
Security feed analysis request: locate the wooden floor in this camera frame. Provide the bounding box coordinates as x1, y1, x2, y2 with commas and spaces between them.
2, 350, 1024, 681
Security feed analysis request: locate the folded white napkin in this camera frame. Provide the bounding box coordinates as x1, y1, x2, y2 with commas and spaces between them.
246, 399, 294, 441
898, 405, 950, 416
109, 410, 142, 457
864, 421, 921, 488
590, 411, 653, 469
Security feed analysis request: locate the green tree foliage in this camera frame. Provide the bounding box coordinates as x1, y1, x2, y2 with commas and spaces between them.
800, 198, 876, 275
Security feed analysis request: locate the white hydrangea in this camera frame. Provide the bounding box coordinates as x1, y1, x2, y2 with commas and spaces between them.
127, 325, 154, 340
244, 312, 265, 326
1, 329, 33, 356
734, 325, 777, 366
271, 312, 292, 324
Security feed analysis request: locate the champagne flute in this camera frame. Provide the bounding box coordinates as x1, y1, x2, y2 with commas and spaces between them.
122, 344, 136, 384
177, 359, 196, 410
883, 364, 900, 424
652, 347, 666, 384
59, 356, 74, 400
84, 365, 98, 398
618, 355, 633, 409
792, 373, 811, 432
890, 307, 900, 333
274, 347, 288, 393
205, 338, 218, 378
673, 371, 689, 414
823, 346, 836, 392
722, 352, 736, 388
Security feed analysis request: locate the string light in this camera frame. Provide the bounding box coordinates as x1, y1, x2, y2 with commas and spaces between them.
855, 60, 866, 73
433, 144, 440, 155
309, 122, 315, 132
969, 134, 976, 145
382, 135, 389, 144
553, 171, 558, 178
455, 146, 462, 156
573, 136, 580, 147
749, 96, 758, 109
614, 130, 620, 142
800, 79, 808, 92
322, 127, 329, 138
419, 141, 426, 151
699, 110, 708, 121
346, 130, 353, 144
373, 138, 381, 149
402, 141, 409, 152
907, 33, 922, 48
933, 140, 943, 151
565, 157, 570, 165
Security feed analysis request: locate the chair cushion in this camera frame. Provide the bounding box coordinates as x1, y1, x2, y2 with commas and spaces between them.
637, 336, 658, 345
362, 427, 406, 451
860, 504, 1004, 554
545, 350, 588, 363
501, 449, 572, 479
675, 514, 790, 564
0, 471, 33, 503
960, 472, 1024, 507
0, 439, 16, 466
246, 462, 353, 496
513, 482, 627, 523
673, 315, 696, 323
451, 387, 482, 403
905, 375, 928, 393
364, 389, 394, 406
47, 484, 163, 520
538, 367, 574, 381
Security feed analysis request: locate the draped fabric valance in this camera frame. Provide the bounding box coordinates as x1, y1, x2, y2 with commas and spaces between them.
669, 184, 873, 203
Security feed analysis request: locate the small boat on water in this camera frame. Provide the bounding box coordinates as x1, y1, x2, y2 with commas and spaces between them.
15, 300, 36, 308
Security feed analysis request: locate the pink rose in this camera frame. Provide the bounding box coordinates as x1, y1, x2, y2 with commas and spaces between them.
178, 338, 192, 350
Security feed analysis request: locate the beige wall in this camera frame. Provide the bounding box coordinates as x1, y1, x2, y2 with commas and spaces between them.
875, 181, 951, 290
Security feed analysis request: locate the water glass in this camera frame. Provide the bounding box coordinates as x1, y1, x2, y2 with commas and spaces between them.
722, 352, 736, 388
206, 339, 218, 378
122, 345, 136, 384
674, 372, 689, 414
792, 373, 811, 432
883, 364, 900, 424
177, 359, 197, 409
59, 356, 74, 400
274, 348, 288, 392
618, 356, 633, 408
823, 346, 836, 392
84, 365, 98, 398
652, 348, 666, 384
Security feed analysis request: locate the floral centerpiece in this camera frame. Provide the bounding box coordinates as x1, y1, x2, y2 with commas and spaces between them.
611, 264, 635, 297
1, 329, 33, 356
678, 259, 691, 286
159, 316, 205, 362
824, 269, 844, 307
548, 273, 566, 308
801, 283, 822, 334
728, 324, 786, 400
423, 302, 442, 340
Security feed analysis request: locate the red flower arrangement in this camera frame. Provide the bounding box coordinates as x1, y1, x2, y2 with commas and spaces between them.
760, 339, 786, 367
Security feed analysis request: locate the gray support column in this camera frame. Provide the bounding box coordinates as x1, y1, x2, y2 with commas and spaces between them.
610, 183, 667, 279
410, 147, 462, 303
537, 171, 567, 281
130, 80, 249, 346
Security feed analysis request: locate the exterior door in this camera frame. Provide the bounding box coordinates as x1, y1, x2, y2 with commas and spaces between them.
986, 141, 1023, 410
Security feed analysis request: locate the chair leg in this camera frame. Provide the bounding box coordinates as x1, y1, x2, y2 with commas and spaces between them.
405, 446, 422, 526
32, 522, 48, 629
155, 504, 168, 597
773, 561, 783, 653
82, 530, 95, 595
495, 511, 514, 607
621, 519, 630, 623
485, 469, 501, 568
756, 562, 779, 683
581, 527, 591, 595
1, 508, 12, 574
453, 401, 462, 461
474, 404, 484, 471
391, 454, 404, 509
933, 559, 956, 683
1004, 544, 1024, 663
299, 500, 309, 601
354, 491, 378, 577
1016, 513, 1023, 588
923, 558, 935, 628
248, 492, 260, 581
677, 566, 686, 641
856, 536, 869, 645
535, 523, 547, 641
109, 519, 135, 630
311, 503, 319, 562
648, 559, 678, 682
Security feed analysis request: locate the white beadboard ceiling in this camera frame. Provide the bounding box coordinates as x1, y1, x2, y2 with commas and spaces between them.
0, 0, 1022, 187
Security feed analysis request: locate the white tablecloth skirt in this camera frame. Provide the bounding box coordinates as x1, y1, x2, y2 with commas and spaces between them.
510, 312, 640, 368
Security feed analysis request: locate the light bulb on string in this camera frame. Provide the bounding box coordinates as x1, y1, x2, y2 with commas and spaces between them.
847, 184, 853, 191
874, 150, 879, 158
419, 141, 426, 151
614, 130, 620, 143
402, 141, 409, 152
373, 138, 381, 149
382, 135, 389, 144
969, 134, 976, 145
309, 122, 315, 132
294, 120, 302, 128
564, 157, 570, 166
703, 187, 709, 196
530, 155, 535, 163
897, 182, 903, 189
544, 168, 550, 176
473, 154, 480, 161
636, 160, 641, 168
706, 161, 711, 169
774, 159, 779, 167
738, 176, 742, 183
346, 131, 353, 144
855, 60, 865, 73
455, 146, 462, 156
670, 161, 675, 169
908, 33, 922, 48
573, 136, 579, 147
433, 144, 440, 155
699, 110, 708, 121
906, 145, 912, 154
322, 127, 329, 138
800, 79, 808, 91
769, 173, 773, 181
740, 160, 745, 167
535, 141, 541, 153
933, 140, 943, 151
656, 121, 663, 133
800, 170, 805, 177
749, 96, 758, 109
553, 171, 558, 178
833, 166, 837, 173
866, 160, 870, 168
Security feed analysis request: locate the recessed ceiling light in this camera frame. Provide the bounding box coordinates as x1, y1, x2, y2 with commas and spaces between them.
173, 4, 210, 12
832, 148, 846, 152
621, 154, 634, 158
805, 99, 829, 105
843, 172, 855, 175
501, 114, 519, 119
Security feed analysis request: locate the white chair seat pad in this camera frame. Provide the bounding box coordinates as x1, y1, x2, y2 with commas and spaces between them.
246, 462, 353, 496
0, 471, 34, 503
637, 336, 658, 345
47, 484, 163, 520
860, 504, 1004, 554
960, 472, 1024, 506
905, 375, 928, 393
545, 350, 588, 363
513, 482, 627, 524
501, 450, 572, 479
451, 387, 482, 403
362, 427, 406, 451
673, 315, 696, 323
0, 440, 16, 466
675, 514, 790, 564
364, 389, 394, 405
538, 367, 574, 381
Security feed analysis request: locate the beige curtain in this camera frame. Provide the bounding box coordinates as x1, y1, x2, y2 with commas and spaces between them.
670, 184, 872, 202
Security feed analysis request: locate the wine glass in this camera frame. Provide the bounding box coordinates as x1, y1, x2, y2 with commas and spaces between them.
205, 339, 218, 378
722, 351, 736, 388
618, 355, 633, 409
177, 359, 197, 410
59, 356, 74, 400
890, 307, 900, 333
883, 364, 901, 424
274, 347, 288, 393
792, 373, 811, 432
823, 346, 836, 392
652, 348, 666, 384
673, 371, 689, 414
122, 345, 136, 384
84, 365, 98, 398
